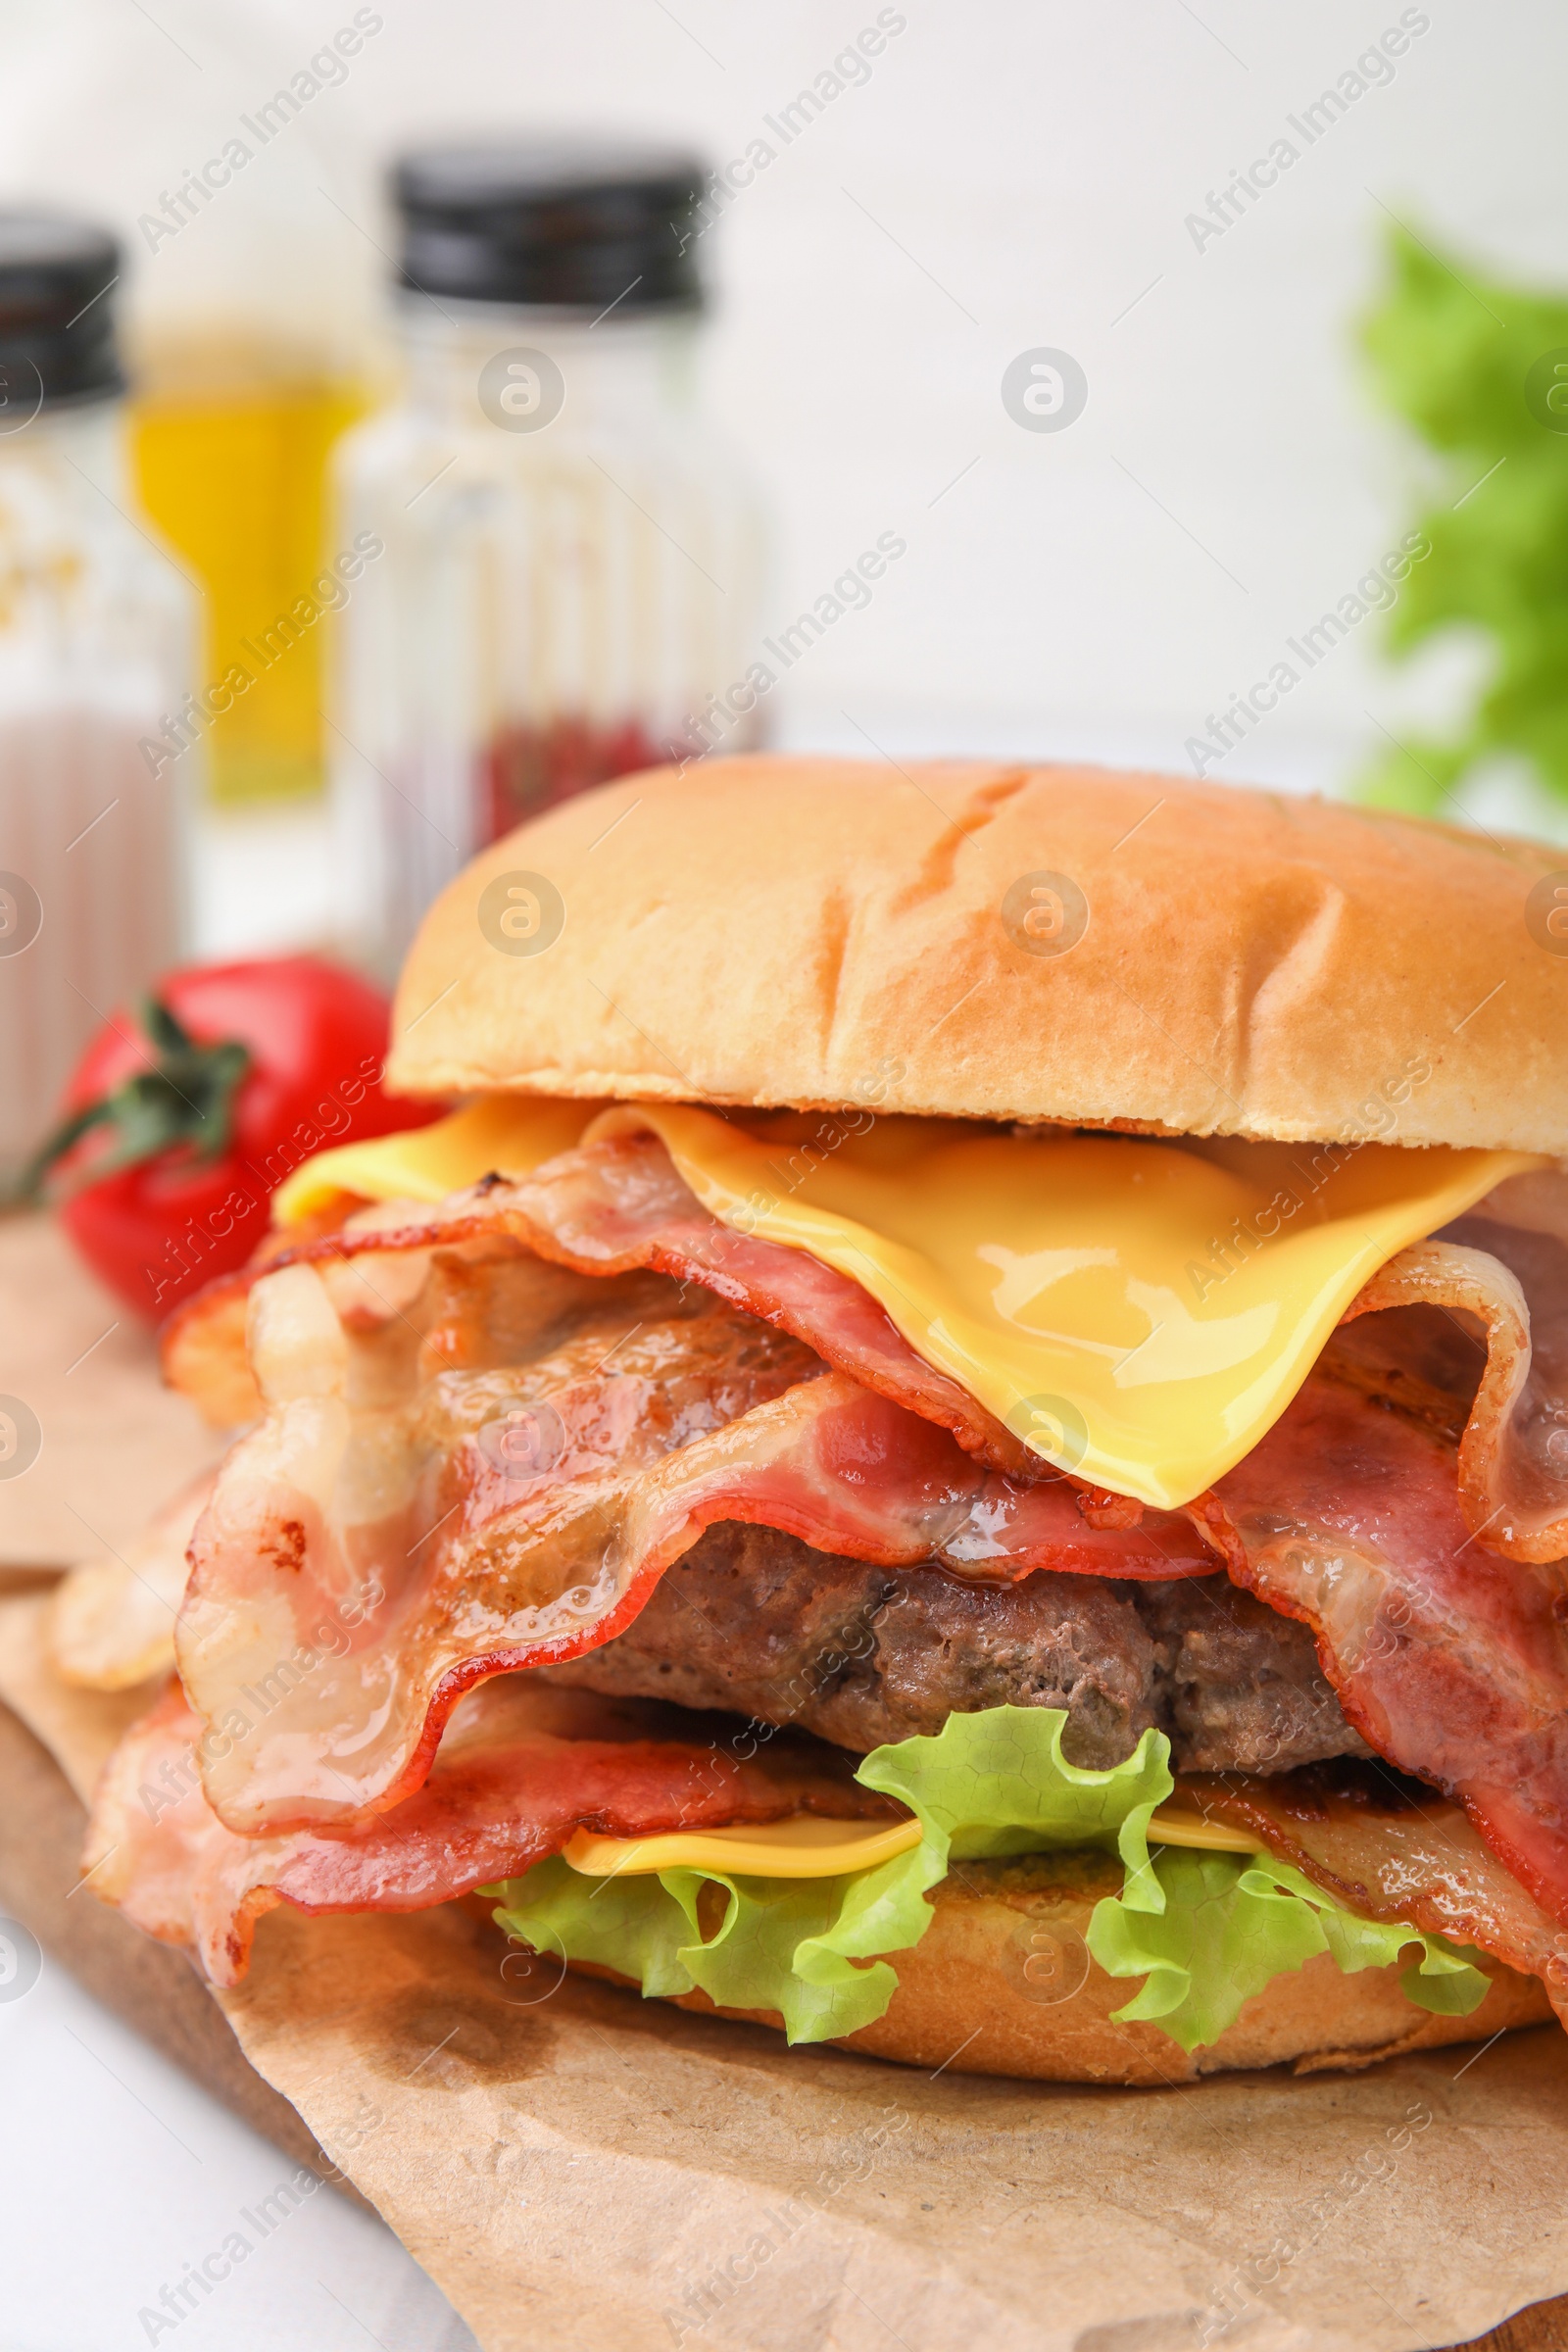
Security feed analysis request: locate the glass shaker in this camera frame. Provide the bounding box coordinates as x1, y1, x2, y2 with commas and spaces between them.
331, 140, 766, 969
0, 0, 380, 810
0, 215, 193, 1180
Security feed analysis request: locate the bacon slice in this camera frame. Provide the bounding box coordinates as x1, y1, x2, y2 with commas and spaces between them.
1213, 1371, 1568, 1933
85, 1675, 897, 1986
164, 1130, 1044, 1470
177, 1253, 1219, 1837
1342, 1221, 1568, 1564
51, 1471, 216, 1691
1438, 1195, 1568, 1561
1177, 1765, 1568, 2026
462, 1127, 1053, 1472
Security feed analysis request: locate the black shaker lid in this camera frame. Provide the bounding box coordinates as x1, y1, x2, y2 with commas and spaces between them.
393, 137, 709, 311
0, 214, 122, 412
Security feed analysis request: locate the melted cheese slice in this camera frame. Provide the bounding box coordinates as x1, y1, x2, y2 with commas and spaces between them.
563, 1816, 924, 1878
561, 1807, 1262, 1879
274, 1094, 598, 1221
271, 1095, 1533, 1507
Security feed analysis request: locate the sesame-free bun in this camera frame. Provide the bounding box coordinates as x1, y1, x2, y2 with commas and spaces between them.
388, 757, 1568, 1154
570, 1850, 1553, 2086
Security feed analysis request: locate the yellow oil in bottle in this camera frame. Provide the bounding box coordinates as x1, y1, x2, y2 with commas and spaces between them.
129, 344, 368, 806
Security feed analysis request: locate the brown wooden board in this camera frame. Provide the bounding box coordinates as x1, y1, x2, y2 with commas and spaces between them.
0, 1214, 223, 1566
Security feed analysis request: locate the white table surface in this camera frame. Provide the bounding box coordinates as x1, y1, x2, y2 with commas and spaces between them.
0, 1945, 479, 2352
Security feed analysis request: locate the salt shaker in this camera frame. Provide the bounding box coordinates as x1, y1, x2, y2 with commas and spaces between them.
0, 215, 193, 1179
0, 0, 380, 810
331, 140, 766, 969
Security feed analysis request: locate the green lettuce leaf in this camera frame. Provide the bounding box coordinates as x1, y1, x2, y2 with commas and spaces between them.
484, 1707, 1490, 2053
486, 1848, 937, 2041
660, 1861, 922, 2040
1086, 1846, 1492, 2052
490, 1854, 701, 1999
855, 1701, 1172, 1884
1359, 225, 1568, 814
487, 1705, 1172, 2043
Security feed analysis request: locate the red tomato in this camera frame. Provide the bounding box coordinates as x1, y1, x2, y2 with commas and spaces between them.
38, 956, 441, 1322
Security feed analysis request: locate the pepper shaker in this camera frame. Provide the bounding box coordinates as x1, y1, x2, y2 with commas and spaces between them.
331, 140, 766, 969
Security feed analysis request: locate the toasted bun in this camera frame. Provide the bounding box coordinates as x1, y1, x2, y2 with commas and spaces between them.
569, 1851, 1553, 2085
388, 757, 1568, 1154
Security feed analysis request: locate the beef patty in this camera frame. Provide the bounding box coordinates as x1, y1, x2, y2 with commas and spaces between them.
542, 1522, 1369, 1775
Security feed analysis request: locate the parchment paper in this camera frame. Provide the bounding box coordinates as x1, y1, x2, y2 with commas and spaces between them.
1, 1587, 1566, 2352
0, 1214, 224, 1565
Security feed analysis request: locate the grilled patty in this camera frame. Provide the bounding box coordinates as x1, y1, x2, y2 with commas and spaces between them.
542, 1521, 1369, 1775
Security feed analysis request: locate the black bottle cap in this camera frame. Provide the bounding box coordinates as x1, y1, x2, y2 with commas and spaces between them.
393, 138, 709, 312
0, 214, 122, 415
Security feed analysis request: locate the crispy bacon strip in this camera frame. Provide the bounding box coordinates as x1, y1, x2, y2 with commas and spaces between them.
1437, 1197, 1568, 1560
163, 1130, 1041, 1474
177, 1256, 1220, 1838
1213, 1372, 1568, 1932
86, 1675, 897, 1986
51, 1471, 216, 1691
1344, 1230, 1568, 1564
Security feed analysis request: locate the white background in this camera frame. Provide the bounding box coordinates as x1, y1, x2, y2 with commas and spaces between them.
0, 1948, 478, 2350
1, 4, 1565, 2344
3, 0, 1568, 837
254, 0, 1565, 798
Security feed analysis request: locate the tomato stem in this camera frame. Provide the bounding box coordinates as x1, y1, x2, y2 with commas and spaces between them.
7, 996, 253, 1206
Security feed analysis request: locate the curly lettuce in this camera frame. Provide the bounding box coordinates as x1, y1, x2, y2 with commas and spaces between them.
1087, 1846, 1489, 2053
484, 1706, 1490, 2051
1359, 224, 1568, 815
487, 1853, 927, 2041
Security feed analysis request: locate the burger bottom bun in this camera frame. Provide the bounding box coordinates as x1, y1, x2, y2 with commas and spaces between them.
559, 1851, 1554, 2085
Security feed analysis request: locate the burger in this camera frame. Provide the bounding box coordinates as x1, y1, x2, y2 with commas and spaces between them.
62, 756, 1568, 2085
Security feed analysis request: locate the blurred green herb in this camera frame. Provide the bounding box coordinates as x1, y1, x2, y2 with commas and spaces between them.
1360, 224, 1568, 814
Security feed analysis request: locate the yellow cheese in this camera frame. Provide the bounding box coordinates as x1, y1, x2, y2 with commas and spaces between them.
560, 1806, 1262, 1880
562, 1815, 924, 1879
270, 1094, 1532, 1507
1142, 1810, 1264, 1855
272, 1094, 598, 1225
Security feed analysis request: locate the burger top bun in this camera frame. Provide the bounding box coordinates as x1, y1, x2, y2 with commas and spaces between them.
388, 757, 1568, 1156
